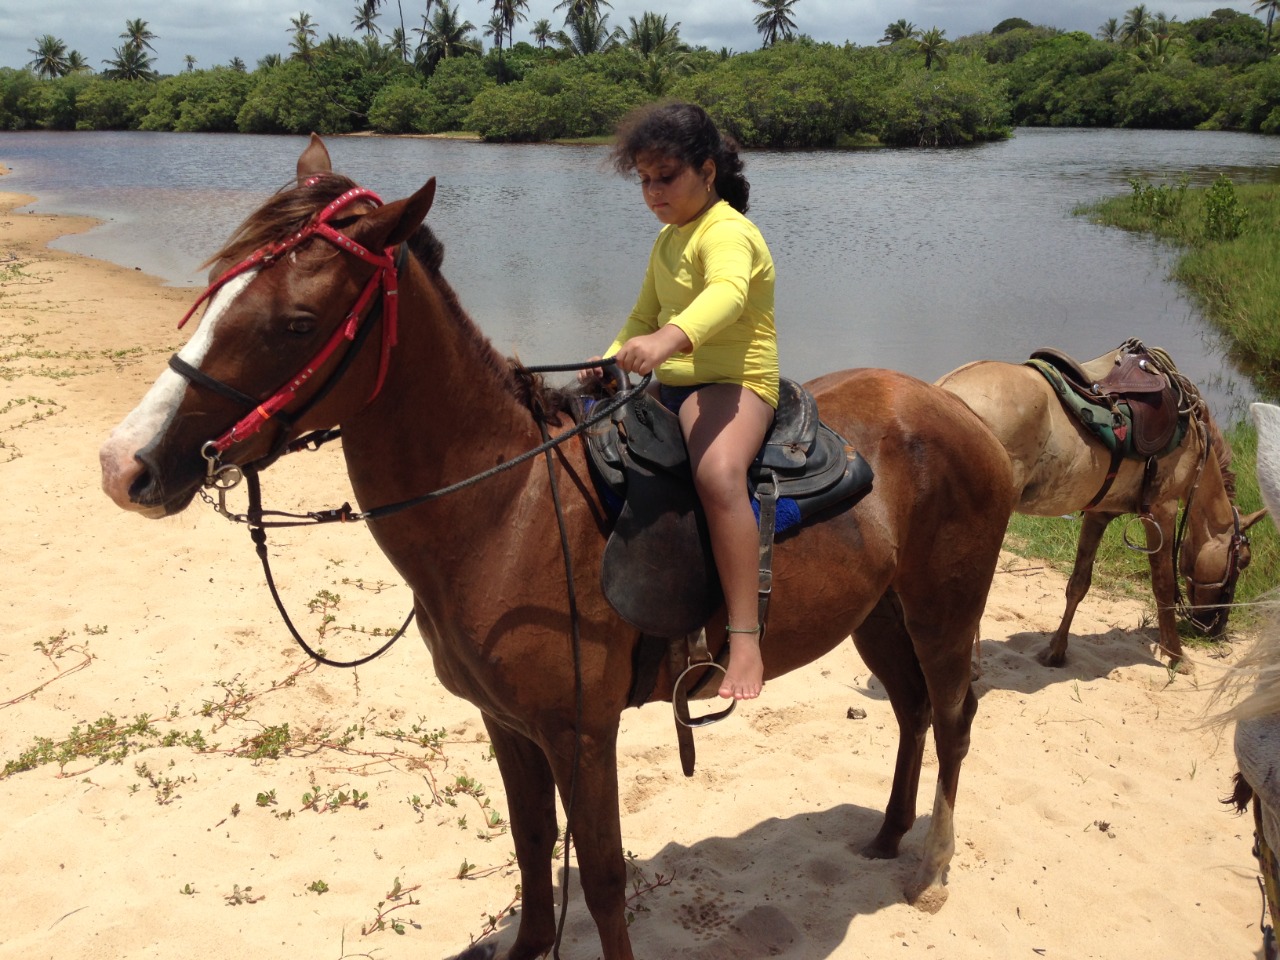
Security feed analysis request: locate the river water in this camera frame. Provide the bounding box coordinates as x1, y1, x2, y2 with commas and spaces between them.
1, 127, 1277, 419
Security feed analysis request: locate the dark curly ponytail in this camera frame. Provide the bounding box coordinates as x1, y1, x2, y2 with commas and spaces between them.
611, 101, 750, 214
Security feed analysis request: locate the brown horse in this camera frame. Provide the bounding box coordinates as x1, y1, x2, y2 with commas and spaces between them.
937, 353, 1266, 670
99, 136, 1014, 960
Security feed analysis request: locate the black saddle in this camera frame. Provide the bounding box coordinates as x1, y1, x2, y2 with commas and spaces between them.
582, 377, 873, 638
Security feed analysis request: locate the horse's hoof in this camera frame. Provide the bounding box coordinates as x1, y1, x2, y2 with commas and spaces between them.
1038, 645, 1066, 668
448, 943, 498, 960
906, 880, 948, 914
860, 834, 901, 861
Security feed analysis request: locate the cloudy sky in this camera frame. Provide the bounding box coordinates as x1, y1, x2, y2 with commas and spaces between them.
2, 0, 1265, 74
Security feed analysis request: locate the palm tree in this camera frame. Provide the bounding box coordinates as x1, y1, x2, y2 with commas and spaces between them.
102, 43, 158, 80
258, 53, 284, 69
880, 19, 918, 44
352, 3, 381, 35
229, 56, 247, 72
752, 0, 799, 48
916, 26, 948, 70
624, 11, 683, 56
531, 17, 554, 48
121, 18, 158, 53
416, 2, 480, 67
360, 0, 407, 50
184, 54, 197, 72
388, 26, 411, 60
553, 0, 612, 23
1152, 11, 1177, 36
495, 0, 529, 52
624, 12, 689, 94
27, 34, 69, 78
483, 12, 506, 50
1121, 4, 1153, 46
1129, 31, 1181, 69
1255, 0, 1279, 50
556, 7, 622, 55
1097, 17, 1120, 42
65, 50, 91, 74
289, 11, 319, 61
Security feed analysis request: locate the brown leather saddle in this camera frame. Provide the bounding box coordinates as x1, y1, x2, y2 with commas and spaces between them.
583, 377, 873, 638
1028, 340, 1187, 509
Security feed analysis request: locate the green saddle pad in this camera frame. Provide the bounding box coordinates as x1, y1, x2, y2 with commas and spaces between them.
1026, 358, 1185, 459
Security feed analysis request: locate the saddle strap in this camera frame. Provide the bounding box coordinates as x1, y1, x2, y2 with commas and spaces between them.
1085, 452, 1159, 517
756, 471, 779, 629
1084, 443, 1125, 510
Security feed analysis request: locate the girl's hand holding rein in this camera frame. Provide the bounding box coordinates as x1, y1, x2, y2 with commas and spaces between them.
612, 325, 693, 377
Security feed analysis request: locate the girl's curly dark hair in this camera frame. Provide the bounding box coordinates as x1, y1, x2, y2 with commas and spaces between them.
610, 101, 750, 214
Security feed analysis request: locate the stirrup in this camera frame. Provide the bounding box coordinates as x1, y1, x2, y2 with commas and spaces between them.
673, 663, 735, 728
672, 629, 735, 729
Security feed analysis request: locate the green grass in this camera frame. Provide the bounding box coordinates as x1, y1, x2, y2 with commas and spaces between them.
1077, 177, 1280, 402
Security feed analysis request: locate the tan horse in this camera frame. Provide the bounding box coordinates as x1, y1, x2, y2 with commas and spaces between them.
99, 136, 1014, 960
938, 351, 1265, 670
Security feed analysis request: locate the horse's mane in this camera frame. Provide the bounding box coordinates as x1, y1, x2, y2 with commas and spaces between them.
1203, 411, 1238, 501
206, 173, 572, 424
206, 172, 447, 274
205, 173, 356, 268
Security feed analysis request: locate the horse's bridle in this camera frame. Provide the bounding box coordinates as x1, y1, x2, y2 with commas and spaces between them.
170, 185, 400, 473
1179, 503, 1249, 622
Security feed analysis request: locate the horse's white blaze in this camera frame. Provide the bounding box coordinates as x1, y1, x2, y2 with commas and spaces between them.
99, 271, 258, 509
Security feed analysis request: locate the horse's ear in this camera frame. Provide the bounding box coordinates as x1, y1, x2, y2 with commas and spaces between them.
1241, 507, 1269, 531
297, 133, 332, 182
352, 178, 437, 249
398, 178, 437, 240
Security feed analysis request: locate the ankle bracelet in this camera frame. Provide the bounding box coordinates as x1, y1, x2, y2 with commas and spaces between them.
726, 625, 760, 634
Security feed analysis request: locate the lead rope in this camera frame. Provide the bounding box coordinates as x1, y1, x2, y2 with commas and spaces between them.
218, 364, 646, 670
536, 415, 584, 960
245, 466, 412, 668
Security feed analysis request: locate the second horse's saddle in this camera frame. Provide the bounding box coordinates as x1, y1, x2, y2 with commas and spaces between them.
1027, 339, 1190, 511
582, 376, 873, 638
1028, 342, 1185, 459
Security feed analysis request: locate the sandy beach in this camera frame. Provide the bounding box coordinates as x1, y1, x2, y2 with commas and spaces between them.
0, 179, 1269, 959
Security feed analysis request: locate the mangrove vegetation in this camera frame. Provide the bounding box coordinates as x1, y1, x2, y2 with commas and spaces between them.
4, 5, 1280, 147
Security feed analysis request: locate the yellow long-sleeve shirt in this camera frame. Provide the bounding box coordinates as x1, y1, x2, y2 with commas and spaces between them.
606, 200, 779, 408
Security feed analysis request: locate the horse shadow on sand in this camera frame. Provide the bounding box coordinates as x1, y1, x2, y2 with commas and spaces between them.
970, 620, 1198, 699
452, 802, 937, 959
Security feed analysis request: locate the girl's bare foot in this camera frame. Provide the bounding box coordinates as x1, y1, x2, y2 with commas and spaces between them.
719, 627, 763, 700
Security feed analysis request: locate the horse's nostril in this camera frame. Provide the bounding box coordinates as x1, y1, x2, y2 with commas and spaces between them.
127, 465, 154, 504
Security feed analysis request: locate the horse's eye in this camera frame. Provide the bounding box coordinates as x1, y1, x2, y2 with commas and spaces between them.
287, 318, 316, 335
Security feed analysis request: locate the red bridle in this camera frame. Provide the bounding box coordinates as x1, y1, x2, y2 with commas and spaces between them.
176, 185, 399, 455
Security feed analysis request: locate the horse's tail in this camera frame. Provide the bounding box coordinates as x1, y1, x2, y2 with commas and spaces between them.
1204, 614, 1280, 728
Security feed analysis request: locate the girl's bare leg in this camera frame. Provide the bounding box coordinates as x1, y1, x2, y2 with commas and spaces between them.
679, 384, 775, 699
